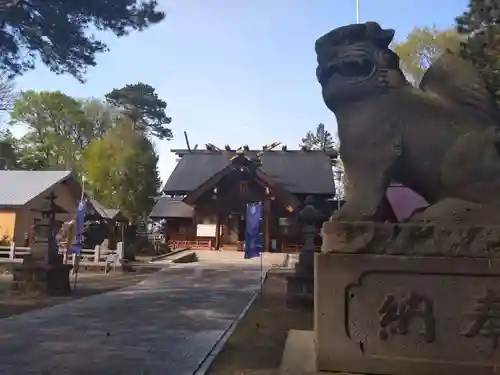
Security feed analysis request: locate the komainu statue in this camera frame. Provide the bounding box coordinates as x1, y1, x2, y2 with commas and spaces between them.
316, 21, 500, 224
314, 23, 500, 375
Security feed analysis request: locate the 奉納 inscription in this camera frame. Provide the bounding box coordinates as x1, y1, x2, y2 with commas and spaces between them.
462, 289, 500, 349
378, 292, 435, 343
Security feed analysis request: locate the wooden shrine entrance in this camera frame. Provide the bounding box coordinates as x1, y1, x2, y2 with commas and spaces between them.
184, 152, 300, 251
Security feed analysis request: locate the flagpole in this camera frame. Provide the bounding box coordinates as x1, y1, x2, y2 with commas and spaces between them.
81, 175, 85, 200
356, 0, 360, 23
260, 202, 263, 291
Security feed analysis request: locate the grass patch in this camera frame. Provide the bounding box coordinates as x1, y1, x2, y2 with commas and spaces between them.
207, 269, 313, 375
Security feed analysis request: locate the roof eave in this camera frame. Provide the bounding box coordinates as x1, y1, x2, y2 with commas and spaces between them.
0, 204, 20, 209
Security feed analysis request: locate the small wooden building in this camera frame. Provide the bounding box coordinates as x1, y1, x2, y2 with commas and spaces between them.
150, 148, 336, 252
0, 170, 82, 246
85, 198, 128, 249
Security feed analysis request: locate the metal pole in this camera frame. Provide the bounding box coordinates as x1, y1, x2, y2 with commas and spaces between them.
356, 0, 360, 23
73, 175, 85, 289
73, 255, 80, 290
260, 249, 263, 291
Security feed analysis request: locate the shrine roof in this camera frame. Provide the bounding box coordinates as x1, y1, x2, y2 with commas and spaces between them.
162, 149, 336, 196
87, 199, 127, 221
149, 196, 194, 219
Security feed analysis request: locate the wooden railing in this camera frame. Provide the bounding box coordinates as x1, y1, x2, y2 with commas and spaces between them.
166, 240, 322, 253
166, 240, 325, 253
168, 239, 213, 250
281, 244, 301, 253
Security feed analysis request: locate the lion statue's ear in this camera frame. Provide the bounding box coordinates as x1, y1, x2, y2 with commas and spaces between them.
375, 29, 395, 48
365, 22, 395, 48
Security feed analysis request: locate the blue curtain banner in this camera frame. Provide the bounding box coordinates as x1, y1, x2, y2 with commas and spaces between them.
244, 202, 263, 259
69, 198, 86, 255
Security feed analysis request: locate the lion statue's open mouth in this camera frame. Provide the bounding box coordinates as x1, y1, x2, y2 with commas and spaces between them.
315, 22, 397, 93
318, 56, 376, 85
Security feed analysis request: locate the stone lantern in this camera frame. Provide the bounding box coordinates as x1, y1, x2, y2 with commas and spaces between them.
286, 196, 321, 308
30, 191, 67, 264
11, 191, 73, 295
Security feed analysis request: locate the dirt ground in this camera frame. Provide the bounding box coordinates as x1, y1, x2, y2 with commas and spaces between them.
207, 269, 313, 375
0, 266, 159, 319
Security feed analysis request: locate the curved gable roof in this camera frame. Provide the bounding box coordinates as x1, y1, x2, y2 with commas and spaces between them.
162, 150, 335, 195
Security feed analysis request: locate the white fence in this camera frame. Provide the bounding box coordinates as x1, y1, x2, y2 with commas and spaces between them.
0, 242, 124, 268
0, 244, 31, 262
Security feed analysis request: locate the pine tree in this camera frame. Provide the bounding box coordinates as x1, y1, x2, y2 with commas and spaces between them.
0, 1, 165, 81
299, 123, 335, 151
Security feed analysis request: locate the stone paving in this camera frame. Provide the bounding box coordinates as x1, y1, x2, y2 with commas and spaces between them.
0, 259, 266, 375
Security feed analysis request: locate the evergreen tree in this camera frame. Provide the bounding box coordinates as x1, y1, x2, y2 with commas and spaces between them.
299, 123, 335, 151
456, 0, 500, 101
105, 83, 172, 139
0, 128, 18, 169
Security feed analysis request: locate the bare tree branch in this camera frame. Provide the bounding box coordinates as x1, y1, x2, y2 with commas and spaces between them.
0, 0, 20, 10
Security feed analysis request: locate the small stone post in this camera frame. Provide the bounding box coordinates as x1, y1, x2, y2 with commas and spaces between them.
286, 196, 321, 308
9, 242, 15, 260
116, 241, 124, 261
94, 245, 101, 264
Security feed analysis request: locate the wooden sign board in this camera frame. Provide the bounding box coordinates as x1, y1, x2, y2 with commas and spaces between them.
196, 224, 216, 237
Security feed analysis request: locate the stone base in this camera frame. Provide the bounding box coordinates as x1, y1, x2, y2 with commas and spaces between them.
281, 330, 317, 374
280, 330, 354, 374
286, 274, 313, 309
286, 251, 315, 309
321, 220, 500, 257
315, 252, 500, 375
11, 263, 73, 296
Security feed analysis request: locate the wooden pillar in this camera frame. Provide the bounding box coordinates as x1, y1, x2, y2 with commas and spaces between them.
121, 222, 126, 253
215, 215, 221, 250
108, 219, 117, 250
163, 219, 171, 243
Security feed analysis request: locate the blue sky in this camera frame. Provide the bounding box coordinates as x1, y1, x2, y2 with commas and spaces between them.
13, 0, 468, 182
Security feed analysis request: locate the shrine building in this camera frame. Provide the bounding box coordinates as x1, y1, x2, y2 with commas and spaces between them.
149, 145, 337, 252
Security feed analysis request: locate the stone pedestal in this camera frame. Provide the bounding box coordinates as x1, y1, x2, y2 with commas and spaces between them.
286, 252, 314, 308
11, 254, 72, 295
315, 220, 500, 375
